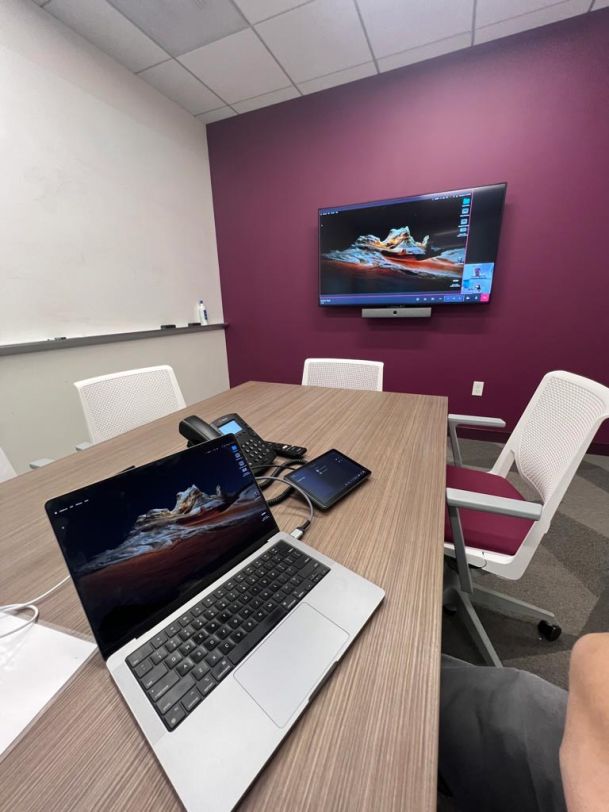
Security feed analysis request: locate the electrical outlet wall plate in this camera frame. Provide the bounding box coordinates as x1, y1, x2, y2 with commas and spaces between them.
472, 381, 484, 396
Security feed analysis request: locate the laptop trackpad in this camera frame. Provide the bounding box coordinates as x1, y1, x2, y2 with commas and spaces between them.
234, 603, 348, 728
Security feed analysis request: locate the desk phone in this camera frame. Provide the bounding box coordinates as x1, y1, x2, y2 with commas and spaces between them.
178, 412, 306, 472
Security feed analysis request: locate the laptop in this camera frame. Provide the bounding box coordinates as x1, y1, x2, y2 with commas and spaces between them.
45, 434, 384, 811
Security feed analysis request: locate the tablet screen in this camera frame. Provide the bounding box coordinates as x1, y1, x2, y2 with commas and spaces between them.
285, 449, 370, 509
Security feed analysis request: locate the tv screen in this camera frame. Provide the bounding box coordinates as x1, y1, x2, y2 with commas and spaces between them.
319, 183, 506, 307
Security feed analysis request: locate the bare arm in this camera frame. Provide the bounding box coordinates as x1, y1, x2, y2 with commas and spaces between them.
560, 633, 609, 812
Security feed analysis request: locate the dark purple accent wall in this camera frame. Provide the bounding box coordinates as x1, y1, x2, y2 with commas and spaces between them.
207, 12, 609, 446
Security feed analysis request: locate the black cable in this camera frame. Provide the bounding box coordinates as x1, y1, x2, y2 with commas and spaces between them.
250, 459, 307, 505
254, 475, 314, 539
251, 460, 306, 477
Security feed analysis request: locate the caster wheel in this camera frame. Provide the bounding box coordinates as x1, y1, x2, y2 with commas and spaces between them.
538, 620, 562, 641
443, 604, 458, 616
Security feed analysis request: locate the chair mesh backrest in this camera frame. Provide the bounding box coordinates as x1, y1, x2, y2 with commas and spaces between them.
0, 447, 16, 482
75, 366, 186, 443
302, 358, 383, 391
513, 372, 609, 503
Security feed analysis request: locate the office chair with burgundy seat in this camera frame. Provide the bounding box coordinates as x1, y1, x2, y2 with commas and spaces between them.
443, 370, 609, 667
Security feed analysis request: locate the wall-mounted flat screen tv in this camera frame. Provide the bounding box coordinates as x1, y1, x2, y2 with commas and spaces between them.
319, 183, 506, 307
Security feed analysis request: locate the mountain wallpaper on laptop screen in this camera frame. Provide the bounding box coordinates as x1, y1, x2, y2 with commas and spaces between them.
78, 483, 248, 574
75, 481, 265, 640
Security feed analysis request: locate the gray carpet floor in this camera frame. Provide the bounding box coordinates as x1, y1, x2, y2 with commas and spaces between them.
442, 438, 609, 689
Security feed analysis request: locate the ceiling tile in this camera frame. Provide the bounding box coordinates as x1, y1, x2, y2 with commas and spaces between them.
138, 60, 224, 115
179, 29, 291, 104
45, 0, 168, 72
477, 0, 580, 28
475, 0, 590, 44
232, 0, 310, 24
196, 107, 237, 124
378, 32, 472, 72
232, 86, 299, 113
107, 0, 248, 56
256, 0, 372, 83
357, 0, 473, 59
298, 61, 376, 94
592, 0, 609, 8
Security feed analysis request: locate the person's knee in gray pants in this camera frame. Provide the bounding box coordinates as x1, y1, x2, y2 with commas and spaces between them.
439, 655, 567, 812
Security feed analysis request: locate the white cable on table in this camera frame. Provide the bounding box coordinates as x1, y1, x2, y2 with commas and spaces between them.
0, 575, 70, 639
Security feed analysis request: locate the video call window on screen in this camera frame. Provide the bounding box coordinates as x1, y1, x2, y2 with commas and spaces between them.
319, 183, 506, 307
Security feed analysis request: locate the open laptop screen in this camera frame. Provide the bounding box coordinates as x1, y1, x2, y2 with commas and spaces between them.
46, 437, 278, 660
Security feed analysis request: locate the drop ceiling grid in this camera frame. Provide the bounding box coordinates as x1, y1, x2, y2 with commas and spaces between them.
38, 0, 601, 120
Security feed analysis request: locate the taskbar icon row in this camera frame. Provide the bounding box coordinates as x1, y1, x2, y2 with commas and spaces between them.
411, 293, 489, 304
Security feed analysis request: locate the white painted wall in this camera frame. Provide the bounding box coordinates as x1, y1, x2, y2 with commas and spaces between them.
0, 0, 230, 471
0, 0, 224, 342
0, 331, 230, 473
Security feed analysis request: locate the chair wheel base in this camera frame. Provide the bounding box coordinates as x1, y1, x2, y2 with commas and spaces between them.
538, 620, 562, 641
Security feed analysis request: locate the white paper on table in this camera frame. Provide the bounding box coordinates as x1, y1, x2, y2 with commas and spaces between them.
0, 611, 96, 758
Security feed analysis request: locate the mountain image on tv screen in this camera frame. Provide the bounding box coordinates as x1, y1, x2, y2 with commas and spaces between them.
319, 183, 506, 307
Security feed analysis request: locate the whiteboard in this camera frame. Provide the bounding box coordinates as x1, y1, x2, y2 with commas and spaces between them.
0, 34, 223, 345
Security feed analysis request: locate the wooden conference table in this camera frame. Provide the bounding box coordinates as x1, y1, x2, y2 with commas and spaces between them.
0, 382, 447, 811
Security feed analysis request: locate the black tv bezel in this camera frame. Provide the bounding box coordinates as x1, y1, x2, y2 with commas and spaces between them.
317, 182, 507, 308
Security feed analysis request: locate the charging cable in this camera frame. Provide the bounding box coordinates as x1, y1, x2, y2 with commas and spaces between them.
252, 460, 306, 501
255, 474, 314, 540
0, 575, 70, 640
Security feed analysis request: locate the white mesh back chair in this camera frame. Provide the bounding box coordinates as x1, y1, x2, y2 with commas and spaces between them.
444, 371, 609, 667
0, 447, 16, 482
302, 358, 383, 391
75, 365, 186, 444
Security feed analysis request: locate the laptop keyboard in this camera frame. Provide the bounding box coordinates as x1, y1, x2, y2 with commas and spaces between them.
126, 541, 330, 731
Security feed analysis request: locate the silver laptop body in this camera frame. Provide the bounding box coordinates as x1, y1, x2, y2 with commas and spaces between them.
46, 436, 384, 811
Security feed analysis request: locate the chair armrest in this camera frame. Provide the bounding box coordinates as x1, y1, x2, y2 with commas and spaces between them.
447, 414, 506, 467
448, 414, 506, 429
29, 458, 55, 469
446, 488, 543, 521
75, 441, 92, 452
446, 487, 542, 594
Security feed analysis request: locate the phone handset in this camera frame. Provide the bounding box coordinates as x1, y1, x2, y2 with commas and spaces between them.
178, 415, 222, 446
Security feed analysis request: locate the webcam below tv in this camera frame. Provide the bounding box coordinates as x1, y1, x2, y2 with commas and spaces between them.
319, 182, 507, 318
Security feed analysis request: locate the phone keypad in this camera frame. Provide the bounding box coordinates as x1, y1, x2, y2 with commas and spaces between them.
241, 436, 273, 466
213, 415, 275, 469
